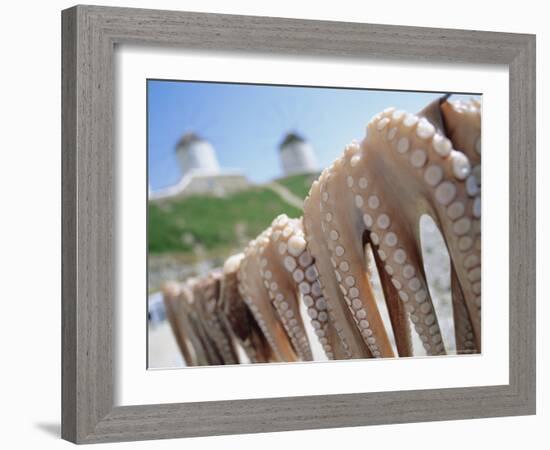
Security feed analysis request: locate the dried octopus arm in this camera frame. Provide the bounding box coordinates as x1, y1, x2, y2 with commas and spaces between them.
361, 102, 480, 352
305, 146, 396, 358
238, 234, 300, 362
441, 98, 481, 166
187, 310, 217, 365
162, 280, 218, 366
186, 286, 225, 366
192, 272, 239, 365
213, 305, 242, 364
219, 253, 272, 363
162, 282, 198, 366
304, 182, 373, 359
440, 98, 482, 350
170, 280, 216, 366
352, 119, 447, 356
418, 96, 481, 353
261, 216, 316, 361
450, 264, 477, 354
370, 244, 413, 357
245, 311, 277, 363
237, 215, 337, 361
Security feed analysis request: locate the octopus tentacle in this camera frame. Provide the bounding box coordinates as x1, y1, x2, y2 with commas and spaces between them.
219, 254, 272, 363
361, 101, 481, 352
238, 245, 295, 361
338, 132, 446, 356
266, 215, 323, 361
370, 244, 413, 356
423, 97, 481, 348
184, 279, 225, 365
259, 216, 314, 360
162, 281, 204, 366
192, 271, 240, 364
441, 98, 481, 166
440, 98, 482, 349
450, 264, 477, 354
305, 145, 396, 358
304, 186, 373, 360
165, 279, 223, 365
238, 220, 316, 362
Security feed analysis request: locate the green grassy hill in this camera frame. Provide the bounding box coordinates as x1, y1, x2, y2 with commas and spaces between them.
274, 172, 319, 199
149, 185, 304, 256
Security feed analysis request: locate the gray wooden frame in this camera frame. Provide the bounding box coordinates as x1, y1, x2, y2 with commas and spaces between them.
61, 4, 536, 444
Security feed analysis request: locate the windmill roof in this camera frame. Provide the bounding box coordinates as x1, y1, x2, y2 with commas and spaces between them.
279, 132, 305, 151
176, 132, 203, 149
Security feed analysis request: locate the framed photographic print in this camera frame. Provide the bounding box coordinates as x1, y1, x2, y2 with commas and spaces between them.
61, 5, 536, 444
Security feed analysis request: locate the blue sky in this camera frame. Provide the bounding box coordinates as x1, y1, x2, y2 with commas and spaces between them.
147, 80, 479, 190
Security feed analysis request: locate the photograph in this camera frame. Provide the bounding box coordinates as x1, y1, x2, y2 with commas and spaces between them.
147, 80, 482, 368
1, 0, 541, 446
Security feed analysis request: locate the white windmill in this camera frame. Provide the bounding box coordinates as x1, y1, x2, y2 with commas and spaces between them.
150, 132, 248, 200
175, 132, 220, 175
279, 132, 318, 176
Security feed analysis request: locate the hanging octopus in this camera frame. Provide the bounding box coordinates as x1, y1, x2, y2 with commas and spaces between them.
162, 95, 481, 365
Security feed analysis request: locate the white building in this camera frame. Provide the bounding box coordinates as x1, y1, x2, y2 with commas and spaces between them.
175, 132, 220, 174
150, 132, 248, 201
279, 132, 317, 176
